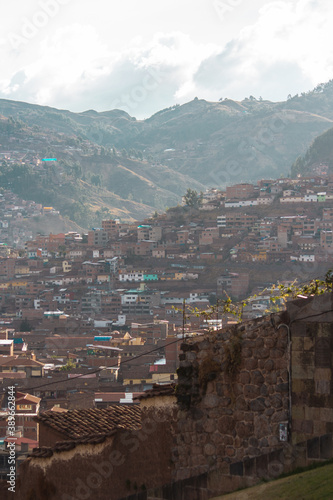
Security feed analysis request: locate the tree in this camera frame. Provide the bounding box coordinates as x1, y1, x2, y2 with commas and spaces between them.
183, 188, 203, 209
91, 174, 101, 186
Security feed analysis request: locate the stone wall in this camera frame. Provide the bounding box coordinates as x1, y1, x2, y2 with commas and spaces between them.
143, 432, 333, 500
174, 315, 290, 481
288, 294, 333, 444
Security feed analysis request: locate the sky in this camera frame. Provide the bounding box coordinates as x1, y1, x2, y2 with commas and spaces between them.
0, 0, 332, 119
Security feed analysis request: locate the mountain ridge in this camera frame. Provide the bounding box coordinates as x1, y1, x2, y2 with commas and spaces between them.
1, 80, 333, 225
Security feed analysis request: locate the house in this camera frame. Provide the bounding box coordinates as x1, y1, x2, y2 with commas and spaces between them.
0, 355, 44, 377
36, 405, 142, 448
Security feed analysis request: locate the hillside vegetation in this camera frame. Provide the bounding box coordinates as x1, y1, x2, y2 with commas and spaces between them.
2, 80, 333, 225
291, 126, 333, 177
211, 461, 333, 500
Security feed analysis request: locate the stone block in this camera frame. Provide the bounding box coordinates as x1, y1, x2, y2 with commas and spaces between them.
270, 348, 285, 359
249, 437, 259, 447
320, 407, 333, 421
265, 371, 277, 384
315, 379, 331, 395
276, 382, 289, 393
265, 338, 276, 349
304, 406, 320, 420
260, 384, 268, 396
242, 347, 252, 358
226, 446, 236, 457
258, 359, 266, 369
210, 431, 224, 446
255, 337, 264, 348
320, 434, 333, 459
304, 337, 314, 351
244, 384, 260, 398
277, 337, 288, 349
204, 443, 216, 456
249, 398, 266, 412
244, 412, 254, 422
203, 418, 216, 434
247, 446, 260, 456
292, 337, 304, 350
233, 410, 245, 421
231, 383, 243, 397
318, 322, 333, 338
280, 369, 289, 382
230, 461, 243, 476
267, 460, 284, 478
292, 406, 305, 420
254, 415, 271, 438
309, 394, 327, 408
307, 437, 320, 459
202, 394, 219, 409
243, 339, 256, 349
267, 435, 279, 447
235, 396, 248, 411
244, 358, 258, 370
259, 437, 268, 447
275, 359, 288, 369
239, 370, 251, 385
191, 408, 204, 420
313, 420, 327, 436
314, 367, 331, 381
292, 379, 304, 393
190, 444, 203, 456
243, 458, 255, 476
271, 410, 288, 423
291, 322, 306, 337
251, 370, 265, 385
292, 364, 315, 379
269, 394, 282, 409
196, 422, 204, 433
255, 348, 270, 359
235, 421, 254, 439
217, 416, 235, 434
186, 351, 197, 361
256, 453, 268, 478
264, 359, 275, 372
234, 436, 242, 448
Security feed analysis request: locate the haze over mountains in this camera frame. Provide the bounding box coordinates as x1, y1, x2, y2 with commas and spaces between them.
1, 80, 333, 227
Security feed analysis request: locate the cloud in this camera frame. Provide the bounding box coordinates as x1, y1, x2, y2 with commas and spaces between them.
193, 0, 333, 101
0, 29, 219, 118
0, 0, 332, 117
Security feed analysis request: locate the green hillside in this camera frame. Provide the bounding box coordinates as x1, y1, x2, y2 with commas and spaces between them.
291, 126, 333, 177
211, 461, 333, 500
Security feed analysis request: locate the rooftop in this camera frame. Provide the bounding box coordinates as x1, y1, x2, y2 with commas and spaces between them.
36, 405, 142, 440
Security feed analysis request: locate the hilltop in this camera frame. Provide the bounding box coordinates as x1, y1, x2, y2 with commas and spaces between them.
2, 80, 333, 225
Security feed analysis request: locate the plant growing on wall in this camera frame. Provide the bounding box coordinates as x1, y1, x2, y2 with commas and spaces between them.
223, 332, 243, 376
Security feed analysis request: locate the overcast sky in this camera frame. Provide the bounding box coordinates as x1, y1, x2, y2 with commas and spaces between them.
0, 0, 332, 118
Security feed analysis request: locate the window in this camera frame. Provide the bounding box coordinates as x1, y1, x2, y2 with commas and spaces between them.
17, 404, 32, 410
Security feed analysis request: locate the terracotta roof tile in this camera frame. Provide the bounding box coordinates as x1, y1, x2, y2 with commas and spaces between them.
35, 405, 141, 440
135, 383, 176, 400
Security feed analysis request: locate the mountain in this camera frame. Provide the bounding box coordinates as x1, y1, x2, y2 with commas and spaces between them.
1, 80, 333, 225
0, 113, 204, 227
291, 125, 333, 177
